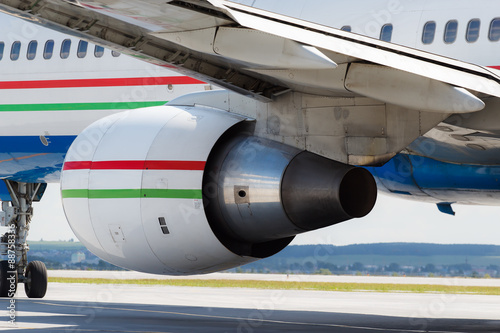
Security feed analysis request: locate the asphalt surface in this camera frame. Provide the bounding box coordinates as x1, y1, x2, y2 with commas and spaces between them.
0, 280, 499, 332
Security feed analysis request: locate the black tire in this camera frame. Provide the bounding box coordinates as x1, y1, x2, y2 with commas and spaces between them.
24, 261, 47, 298
0, 261, 17, 297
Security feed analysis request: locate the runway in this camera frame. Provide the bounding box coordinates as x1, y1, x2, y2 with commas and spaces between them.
1, 281, 499, 332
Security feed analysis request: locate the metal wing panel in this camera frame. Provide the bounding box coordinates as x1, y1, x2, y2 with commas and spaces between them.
82, 0, 234, 32
211, 0, 500, 99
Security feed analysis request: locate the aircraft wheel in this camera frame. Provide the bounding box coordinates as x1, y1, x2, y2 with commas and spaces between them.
24, 261, 47, 298
0, 261, 17, 297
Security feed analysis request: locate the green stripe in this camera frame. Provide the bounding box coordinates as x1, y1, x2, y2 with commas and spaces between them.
0, 101, 168, 112
61, 189, 89, 198
62, 189, 202, 199
141, 189, 203, 199
89, 189, 142, 199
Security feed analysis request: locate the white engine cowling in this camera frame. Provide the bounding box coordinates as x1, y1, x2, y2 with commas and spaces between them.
61, 105, 261, 274
61, 104, 377, 275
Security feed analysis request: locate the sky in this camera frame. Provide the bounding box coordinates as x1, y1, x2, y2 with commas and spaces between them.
27, 183, 500, 245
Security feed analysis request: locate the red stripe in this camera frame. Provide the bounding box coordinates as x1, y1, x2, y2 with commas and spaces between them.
144, 161, 206, 170
63, 161, 92, 170
488, 66, 500, 70
0, 76, 205, 90
91, 161, 145, 170
63, 160, 206, 171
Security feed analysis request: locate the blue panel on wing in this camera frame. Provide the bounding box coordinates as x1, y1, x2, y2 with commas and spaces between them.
364, 154, 428, 197
410, 155, 500, 190
0, 181, 12, 201
0, 136, 76, 183
367, 153, 500, 205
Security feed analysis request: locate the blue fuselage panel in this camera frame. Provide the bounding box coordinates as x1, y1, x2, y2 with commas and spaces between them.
366, 154, 500, 205
0, 135, 76, 183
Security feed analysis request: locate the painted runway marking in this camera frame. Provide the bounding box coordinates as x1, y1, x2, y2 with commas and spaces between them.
34, 301, 467, 333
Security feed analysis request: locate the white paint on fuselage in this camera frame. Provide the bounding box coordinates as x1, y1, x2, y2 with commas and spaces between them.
0, 12, 172, 78
0, 12, 208, 136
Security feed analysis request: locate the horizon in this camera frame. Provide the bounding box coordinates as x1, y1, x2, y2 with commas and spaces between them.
28, 239, 500, 246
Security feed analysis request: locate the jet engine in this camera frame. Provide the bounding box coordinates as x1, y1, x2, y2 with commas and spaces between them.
60, 105, 377, 274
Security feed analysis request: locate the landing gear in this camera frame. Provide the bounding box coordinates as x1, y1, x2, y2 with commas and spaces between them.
24, 261, 47, 298
0, 180, 47, 298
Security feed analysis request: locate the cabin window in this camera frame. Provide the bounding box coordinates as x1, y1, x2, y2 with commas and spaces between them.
444, 20, 458, 44
0, 42, 4, 61
77, 40, 88, 58
44, 40, 54, 59
466, 19, 481, 42
341, 26, 351, 32
94, 45, 104, 58
380, 24, 393, 42
27, 40, 37, 60
111, 50, 121, 57
60, 39, 71, 59
422, 21, 436, 44
10, 41, 21, 61
489, 18, 500, 41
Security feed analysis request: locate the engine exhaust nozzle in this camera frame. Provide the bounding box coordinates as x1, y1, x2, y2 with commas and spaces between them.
204, 135, 377, 254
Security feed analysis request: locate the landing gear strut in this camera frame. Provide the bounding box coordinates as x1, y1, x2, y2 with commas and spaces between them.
0, 180, 47, 298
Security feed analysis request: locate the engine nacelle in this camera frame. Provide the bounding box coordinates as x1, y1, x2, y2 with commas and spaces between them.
61, 105, 377, 274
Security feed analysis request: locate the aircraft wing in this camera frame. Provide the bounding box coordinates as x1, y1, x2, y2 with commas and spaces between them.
1, 0, 499, 112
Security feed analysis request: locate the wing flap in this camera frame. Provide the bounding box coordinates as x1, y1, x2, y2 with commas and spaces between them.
345, 64, 485, 113
154, 27, 338, 70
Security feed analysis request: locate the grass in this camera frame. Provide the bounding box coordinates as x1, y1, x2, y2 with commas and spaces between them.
48, 277, 500, 295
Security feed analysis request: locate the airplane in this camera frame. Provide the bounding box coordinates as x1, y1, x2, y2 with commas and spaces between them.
0, 0, 500, 299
